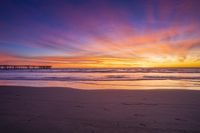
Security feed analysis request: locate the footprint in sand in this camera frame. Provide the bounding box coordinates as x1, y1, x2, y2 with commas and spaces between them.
175, 118, 187, 122
74, 105, 84, 108
103, 108, 109, 111
134, 113, 145, 117
139, 123, 146, 127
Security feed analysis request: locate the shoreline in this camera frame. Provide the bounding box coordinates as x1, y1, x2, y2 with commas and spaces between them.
0, 85, 200, 91
0, 86, 200, 133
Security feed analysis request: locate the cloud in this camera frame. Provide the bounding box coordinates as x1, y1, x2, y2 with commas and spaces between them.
0, 0, 200, 67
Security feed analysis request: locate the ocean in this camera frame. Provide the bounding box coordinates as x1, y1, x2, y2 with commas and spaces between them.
0, 68, 200, 90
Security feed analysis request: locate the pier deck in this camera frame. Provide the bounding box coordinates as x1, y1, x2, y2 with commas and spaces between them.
0, 65, 52, 70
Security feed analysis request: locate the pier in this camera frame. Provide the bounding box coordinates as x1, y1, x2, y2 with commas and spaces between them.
0, 65, 52, 70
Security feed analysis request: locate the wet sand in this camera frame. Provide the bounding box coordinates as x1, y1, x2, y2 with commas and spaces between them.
0, 86, 200, 133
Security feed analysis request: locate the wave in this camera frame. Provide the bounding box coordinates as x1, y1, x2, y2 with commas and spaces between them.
0, 75, 200, 81
0, 68, 200, 73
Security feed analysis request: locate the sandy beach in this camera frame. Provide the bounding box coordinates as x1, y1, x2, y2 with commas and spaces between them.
0, 86, 200, 133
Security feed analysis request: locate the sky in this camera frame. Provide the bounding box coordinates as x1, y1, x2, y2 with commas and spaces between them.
0, 0, 200, 68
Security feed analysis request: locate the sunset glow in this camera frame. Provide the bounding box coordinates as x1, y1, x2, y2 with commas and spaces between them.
0, 0, 200, 68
